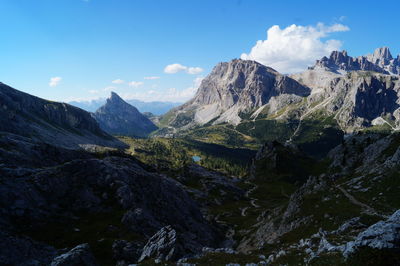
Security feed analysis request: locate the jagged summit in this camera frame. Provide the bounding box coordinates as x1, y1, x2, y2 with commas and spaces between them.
93, 92, 157, 137
312, 49, 384, 74
367, 46, 393, 65
109, 91, 124, 102
311, 47, 400, 75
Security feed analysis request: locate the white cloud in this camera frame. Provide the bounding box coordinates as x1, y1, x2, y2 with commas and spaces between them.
240, 23, 350, 73
187, 67, 204, 74
88, 89, 99, 94
164, 63, 187, 74
49, 77, 62, 87
164, 63, 204, 74
112, 79, 124, 84
144, 76, 160, 80
128, 81, 144, 87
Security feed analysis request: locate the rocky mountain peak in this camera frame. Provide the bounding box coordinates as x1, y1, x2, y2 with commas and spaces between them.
367, 46, 393, 65
166, 59, 309, 127
110, 91, 122, 99
99, 92, 137, 113
108, 91, 127, 106
330, 50, 349, 62
93, 92, 157, 137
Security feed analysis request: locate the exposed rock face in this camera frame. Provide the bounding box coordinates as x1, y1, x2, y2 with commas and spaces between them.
293, 56, 400, 132
50, 244, 98, 266
323, 73, 400, 131
312, 50, 385, 74
138, 226, 185, 262
312, 47, 400, 75
0, 83, 125, 149
165, 59, 310, 127
367, 47, 400, 75
93, 92, 158, 137
343, 209, 400, 257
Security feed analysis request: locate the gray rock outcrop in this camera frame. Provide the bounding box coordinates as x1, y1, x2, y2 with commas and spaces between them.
50, 243, 98, 266
343, 209, 400, 257
138, 226, 185, 262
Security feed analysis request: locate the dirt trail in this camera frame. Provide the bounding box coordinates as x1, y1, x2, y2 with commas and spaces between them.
240, 181, 260, 217
337, 185, 387, 218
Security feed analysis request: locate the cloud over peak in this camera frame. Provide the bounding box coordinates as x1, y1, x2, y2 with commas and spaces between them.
240, 23, 350, 73
164, 63, 203, 74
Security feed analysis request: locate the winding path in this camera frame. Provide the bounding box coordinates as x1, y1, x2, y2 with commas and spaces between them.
337, 185, 387, 218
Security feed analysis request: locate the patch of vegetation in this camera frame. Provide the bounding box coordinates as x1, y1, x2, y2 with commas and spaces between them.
236, 119, 297, 143
119, 136, 256, 177
157, 108, 177, 127
182, 124, 258, 149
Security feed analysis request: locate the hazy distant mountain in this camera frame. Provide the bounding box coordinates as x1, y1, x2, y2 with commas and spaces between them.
69, 98, 182, 115
93, 92, 158, 137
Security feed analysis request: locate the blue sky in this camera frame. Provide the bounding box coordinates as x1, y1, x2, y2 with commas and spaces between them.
1, 0, 399, 103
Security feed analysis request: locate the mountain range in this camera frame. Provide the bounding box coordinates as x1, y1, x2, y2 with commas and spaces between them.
158, 47, 400, 158
0, 47, 399, 265
163, 47, 400, 133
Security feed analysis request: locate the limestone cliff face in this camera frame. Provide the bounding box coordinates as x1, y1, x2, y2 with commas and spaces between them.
93, 92, 158, 138
167, 59, 310, 127
325, 73, 400, 131
293, 48, 400, 132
